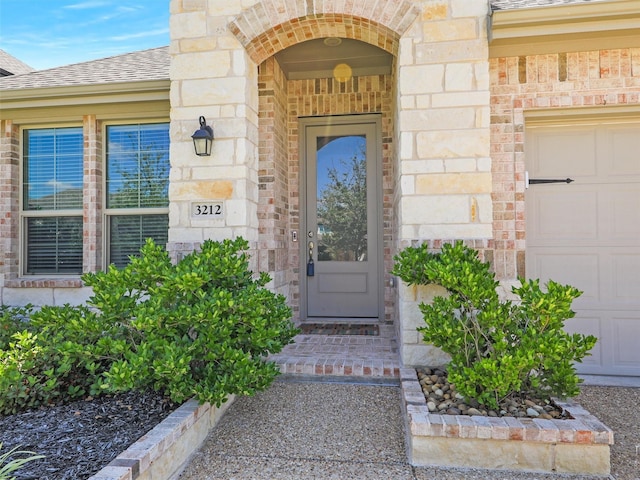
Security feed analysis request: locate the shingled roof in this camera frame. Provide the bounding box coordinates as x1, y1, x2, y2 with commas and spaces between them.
0, 46, 169, 91
0, 49, 35, 76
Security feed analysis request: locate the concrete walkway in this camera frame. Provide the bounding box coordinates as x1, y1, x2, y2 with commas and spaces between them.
175, 330, 637, 480
176, 380, 626, 480
177, 381, 413, 479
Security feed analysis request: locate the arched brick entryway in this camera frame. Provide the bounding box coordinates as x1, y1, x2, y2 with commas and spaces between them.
228, 3, 418, 321
229, 0, 419, 62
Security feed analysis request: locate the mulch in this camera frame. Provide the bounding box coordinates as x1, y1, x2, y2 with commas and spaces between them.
0, 389, 178, 480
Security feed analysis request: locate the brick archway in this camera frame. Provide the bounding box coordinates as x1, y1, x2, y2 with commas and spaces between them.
232, 1, 411, 322
229, 0, 420, 63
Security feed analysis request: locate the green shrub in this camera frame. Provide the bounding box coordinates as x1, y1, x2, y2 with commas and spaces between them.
392, 241, 597, 410
0, 237, 298, 414
88, 237, 298, 406
0, 305, 33, 350
0, 304, 132, 415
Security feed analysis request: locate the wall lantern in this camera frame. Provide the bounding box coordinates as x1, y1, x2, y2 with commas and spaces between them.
191, 116, 214, 156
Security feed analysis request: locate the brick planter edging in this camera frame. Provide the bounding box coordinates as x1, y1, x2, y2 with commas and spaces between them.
399, 368, 613, 475
87, 395, 235, 480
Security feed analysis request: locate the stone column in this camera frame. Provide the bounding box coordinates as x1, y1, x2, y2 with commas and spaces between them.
168, 0, 260, 262
395, 0, 492, 366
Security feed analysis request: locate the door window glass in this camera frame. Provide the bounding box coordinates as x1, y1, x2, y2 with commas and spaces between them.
316, 135, 367, 262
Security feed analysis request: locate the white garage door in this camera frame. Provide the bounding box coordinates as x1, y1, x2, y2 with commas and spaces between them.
526, 118, 640, 377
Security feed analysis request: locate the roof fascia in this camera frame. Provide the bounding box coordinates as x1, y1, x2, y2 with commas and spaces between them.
0, 80, 169, 109
489, 0, 640, 57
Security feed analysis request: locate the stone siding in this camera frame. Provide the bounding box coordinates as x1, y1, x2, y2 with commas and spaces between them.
170, 0, 493, 362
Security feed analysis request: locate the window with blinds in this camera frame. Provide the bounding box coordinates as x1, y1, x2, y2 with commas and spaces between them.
106, 123, 170, 268
23, 127, 83, 275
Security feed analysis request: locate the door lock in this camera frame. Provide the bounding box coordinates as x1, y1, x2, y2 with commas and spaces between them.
307, 241, 315, 276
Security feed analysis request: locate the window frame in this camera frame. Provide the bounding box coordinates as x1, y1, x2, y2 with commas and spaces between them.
19, 123, 84, 277
102, 120, 170, 269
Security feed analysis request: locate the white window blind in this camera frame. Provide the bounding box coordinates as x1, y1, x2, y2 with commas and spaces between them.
23, 128, 83, 275
106, 123, 170, 268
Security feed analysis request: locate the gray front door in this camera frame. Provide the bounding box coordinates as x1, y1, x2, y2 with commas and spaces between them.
301, 115, 382, 320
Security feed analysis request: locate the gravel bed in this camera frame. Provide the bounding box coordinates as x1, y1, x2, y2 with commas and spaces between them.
0, 390, 177, 480
416, 367, 569, 419
575, 385, 640, 480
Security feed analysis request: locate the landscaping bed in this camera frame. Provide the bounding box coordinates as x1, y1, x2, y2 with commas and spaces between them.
401, 367, 614, 475
0, 390, 177, 480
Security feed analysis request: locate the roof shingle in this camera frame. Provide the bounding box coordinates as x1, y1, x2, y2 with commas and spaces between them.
0, 49, 35, 76
0, 46, 169, 91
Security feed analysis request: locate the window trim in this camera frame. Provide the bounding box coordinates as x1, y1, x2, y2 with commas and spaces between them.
102, 120, 170, 269
19, 123, 84, 278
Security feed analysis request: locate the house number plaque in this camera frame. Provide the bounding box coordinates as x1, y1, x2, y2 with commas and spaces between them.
191, 202, 224, 218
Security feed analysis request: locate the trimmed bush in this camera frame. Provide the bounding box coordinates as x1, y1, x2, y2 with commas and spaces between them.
0, 237, 298, 414
392, 241, 597, 410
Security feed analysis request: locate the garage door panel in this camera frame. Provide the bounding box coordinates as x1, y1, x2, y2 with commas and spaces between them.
529, 191, 597, 242
526, 119, 640, 377
607, 126, 640, 176
605, 188, 640, 240
533, 129, 596, 177
531, 252, 599, 304
611, 253, 640, 302
613, 316, 640, 367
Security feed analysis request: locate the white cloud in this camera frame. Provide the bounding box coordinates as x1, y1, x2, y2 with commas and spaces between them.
63, 1, 111, 10
110, 28, 169, 41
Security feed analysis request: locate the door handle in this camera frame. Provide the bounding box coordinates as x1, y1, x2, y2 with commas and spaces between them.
525, 171, 574, 188
307, 241, 315, 276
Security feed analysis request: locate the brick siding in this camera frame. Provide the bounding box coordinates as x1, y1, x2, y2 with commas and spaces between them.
490, 48, 640, 280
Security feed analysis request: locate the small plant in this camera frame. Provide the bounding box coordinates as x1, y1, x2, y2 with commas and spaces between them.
392, 241, 597, 410
0, 443, 44, 480
0, 305, 130, 415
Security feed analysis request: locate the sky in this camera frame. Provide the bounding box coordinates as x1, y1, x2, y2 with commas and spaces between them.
0, 0, 169, 71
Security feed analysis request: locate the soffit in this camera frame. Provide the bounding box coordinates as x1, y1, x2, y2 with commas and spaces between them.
273, 38, 392, 80
489, 0, 640, 56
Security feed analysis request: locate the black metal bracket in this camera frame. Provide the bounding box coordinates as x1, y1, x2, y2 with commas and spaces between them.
528, 178, 574, 185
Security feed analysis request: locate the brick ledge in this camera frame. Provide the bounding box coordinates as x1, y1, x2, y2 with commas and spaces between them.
87, 395, 235, 480
400, 367, 613, 474
4, 278, 83, 288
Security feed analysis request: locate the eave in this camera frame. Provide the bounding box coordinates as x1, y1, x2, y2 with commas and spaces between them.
489, 0, 640, 57
0, 79, 170, 112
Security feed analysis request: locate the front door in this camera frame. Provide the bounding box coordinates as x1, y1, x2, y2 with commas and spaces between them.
301, 115, 382, 320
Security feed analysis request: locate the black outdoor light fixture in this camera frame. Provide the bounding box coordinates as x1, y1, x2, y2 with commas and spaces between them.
191, 116, 214, 156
